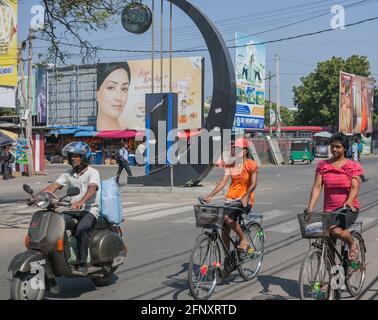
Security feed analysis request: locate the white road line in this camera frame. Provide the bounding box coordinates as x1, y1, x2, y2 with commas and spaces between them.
128, 206, 193, 221
358, 217, 377, 227
291, 205, 306, 208
124, 203, 171, 215
255, 202, 274, 205
265, 219, 298, 234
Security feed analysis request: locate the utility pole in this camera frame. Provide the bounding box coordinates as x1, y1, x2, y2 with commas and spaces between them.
275, 54, 281, 138
268, 71, 273, 136
26, 28, 35, 176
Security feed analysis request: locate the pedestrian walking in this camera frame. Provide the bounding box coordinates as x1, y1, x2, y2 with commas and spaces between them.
115, 141, 133, 184
352, 138, 369, 183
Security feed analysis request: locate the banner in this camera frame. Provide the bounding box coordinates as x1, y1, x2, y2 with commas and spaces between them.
35, 66, 47, 124
339, 71, 374, 135
96, 57, 203, 131
235, 33, 266, 130
0, 0, 17, 87
15, 138, 29, 165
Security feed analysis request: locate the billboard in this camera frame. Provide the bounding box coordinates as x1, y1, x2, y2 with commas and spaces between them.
339, 71, 374, 135
235, 33, 266, 130
0, 0, 17, 87
96, 57, 203, 131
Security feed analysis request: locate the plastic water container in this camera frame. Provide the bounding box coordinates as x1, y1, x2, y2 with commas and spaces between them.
305, 222, 324, 235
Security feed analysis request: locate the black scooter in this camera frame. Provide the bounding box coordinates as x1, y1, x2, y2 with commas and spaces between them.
8, 184, 127, 300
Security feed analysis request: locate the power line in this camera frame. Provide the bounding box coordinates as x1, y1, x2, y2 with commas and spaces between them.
34, 15, 378, 56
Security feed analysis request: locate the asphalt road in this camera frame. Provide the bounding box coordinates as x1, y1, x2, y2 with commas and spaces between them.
0, 157, 377, 300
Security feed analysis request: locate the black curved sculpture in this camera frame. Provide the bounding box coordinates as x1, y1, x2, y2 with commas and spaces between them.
128, 0, 236, 187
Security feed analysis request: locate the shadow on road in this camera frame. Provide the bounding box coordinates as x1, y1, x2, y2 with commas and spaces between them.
45, 274, 119, 300
164, 263, 191, 300
255, 275, 299, 299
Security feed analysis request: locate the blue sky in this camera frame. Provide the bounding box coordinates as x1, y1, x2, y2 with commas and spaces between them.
18, 0, 378, 110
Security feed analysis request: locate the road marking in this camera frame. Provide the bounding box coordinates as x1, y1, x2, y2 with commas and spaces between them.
265, 218, 298, 234
255, 202, 274, 205
128, 206, 193, 221
291, 205, 306, 208
124, 203, 171, 215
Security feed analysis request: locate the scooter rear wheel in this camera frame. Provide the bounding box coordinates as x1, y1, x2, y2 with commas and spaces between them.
10, 272, 45, 300
91, 267, 117, 287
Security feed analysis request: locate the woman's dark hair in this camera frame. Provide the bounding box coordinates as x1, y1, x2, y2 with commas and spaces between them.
97, 62, 131, 90
329, 132, 349, 152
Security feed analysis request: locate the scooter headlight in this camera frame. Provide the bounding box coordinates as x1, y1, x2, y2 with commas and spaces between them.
36, 193, 51, 209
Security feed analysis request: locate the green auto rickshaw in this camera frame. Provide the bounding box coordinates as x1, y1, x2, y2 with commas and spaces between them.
290, 140, 315, 165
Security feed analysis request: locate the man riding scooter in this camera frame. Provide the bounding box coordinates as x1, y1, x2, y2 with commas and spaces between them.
40, 141, 100, 274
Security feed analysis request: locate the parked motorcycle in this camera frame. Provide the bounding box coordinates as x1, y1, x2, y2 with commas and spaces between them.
8, 184, 127, 300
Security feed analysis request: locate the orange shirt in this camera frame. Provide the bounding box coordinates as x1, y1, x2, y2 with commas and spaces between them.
225, 159, 258, 206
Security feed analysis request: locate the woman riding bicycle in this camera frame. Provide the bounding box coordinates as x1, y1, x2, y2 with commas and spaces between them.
204, 138, 258, 252
306, 132, 364, 261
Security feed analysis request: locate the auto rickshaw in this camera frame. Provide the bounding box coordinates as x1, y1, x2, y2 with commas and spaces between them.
290, 140, 315, 165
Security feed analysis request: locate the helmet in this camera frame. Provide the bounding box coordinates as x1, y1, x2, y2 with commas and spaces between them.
233, 138, 249, 149
62, 141, 91, 164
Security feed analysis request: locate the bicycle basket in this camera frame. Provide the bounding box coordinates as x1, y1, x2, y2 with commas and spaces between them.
194, 205, 225, 228
297, 212, 333, 239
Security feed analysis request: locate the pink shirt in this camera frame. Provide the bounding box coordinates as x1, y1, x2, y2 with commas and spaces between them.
316, 160, 364, 212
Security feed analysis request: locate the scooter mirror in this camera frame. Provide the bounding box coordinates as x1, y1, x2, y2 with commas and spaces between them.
67, 187, 80, 197
23, 184, 33, 195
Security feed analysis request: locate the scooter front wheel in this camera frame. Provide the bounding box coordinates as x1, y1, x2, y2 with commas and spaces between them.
10, 272, 45, 300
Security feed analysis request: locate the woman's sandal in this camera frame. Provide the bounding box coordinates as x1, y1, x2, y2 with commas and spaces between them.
348, 244, 360, 261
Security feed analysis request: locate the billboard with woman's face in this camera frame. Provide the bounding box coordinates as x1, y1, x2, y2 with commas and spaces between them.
97, 62, 131, 131
96, 57, 203, 131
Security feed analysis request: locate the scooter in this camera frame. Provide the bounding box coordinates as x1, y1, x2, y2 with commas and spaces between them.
8, 184, 127, 300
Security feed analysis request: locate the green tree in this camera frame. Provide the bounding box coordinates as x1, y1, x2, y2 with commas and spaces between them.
293, 55, 373, 127
264, 101, 296, 126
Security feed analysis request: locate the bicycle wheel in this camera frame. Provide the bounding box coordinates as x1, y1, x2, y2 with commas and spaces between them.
299, 249, 335, 300
188, 235, 221, 300
238, 222, 265, 281
346, 232, 366, 297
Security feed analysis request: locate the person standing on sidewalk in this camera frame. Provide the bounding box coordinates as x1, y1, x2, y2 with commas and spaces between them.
115, 141, 133, 184
2, 145, 15, 180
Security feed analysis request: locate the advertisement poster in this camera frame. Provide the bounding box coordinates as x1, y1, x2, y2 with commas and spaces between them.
15, 138, 29, 164
339, 71, 374, 135
235, 33, 266, 130
339, 72, 354, 135
96, 57, 203, 131
35, 65, 47, 124
0, 0, 17, 87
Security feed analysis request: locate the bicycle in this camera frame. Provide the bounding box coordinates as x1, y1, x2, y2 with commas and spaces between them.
187, 198, 265, 300
298, 211, 367, 300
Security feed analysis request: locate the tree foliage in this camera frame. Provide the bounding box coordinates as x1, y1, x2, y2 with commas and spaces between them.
40, 0, 124, 63
293, 55, 373, 127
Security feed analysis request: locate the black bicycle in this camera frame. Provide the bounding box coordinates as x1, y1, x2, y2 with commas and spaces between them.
298, 211, 367, 300
188, 198, 265, 300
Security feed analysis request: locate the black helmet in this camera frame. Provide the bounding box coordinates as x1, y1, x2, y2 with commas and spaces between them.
62, 141, 91, 165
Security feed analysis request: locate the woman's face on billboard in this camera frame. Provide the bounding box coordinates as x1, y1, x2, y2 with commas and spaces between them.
97, 68, 130, 119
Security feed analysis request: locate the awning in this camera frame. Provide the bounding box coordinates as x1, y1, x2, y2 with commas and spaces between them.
74, 130, 97, 137
96, 130, 143, 139
314, 131, 332, 138
49, 126, 96, 136
0, 129, 18, 140
51, 128, 77, 135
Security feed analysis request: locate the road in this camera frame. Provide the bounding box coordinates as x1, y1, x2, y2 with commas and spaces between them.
0, 157, 377, 300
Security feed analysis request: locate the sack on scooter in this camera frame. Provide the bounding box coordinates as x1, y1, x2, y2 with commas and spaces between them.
100, 177, 123, 225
